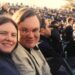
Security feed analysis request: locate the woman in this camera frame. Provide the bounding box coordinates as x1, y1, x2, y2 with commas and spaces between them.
0, 16, 20, 75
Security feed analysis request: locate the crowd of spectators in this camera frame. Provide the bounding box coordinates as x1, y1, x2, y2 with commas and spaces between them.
0, 2, 75, 75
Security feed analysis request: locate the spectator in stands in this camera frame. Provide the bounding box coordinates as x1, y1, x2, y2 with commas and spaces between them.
0, 16, 20, 75
39, 18, 56, 58
39, 18, 65, 75
0, 3, 11, 17
12, 8, 52, 75
50, 20, 64, 57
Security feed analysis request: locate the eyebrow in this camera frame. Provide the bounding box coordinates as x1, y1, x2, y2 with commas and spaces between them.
0, 31, 17, 34
0, 31, 8, 33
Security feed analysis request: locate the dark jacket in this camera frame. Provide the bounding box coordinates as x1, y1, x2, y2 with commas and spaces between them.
39, 35, 65, 75
63, 26, 73, 42
50, 28, 65, 57
39, 35, 58, 58
64, 40, 75, 57
0, 53, 20, 75
39, 35, 64, 58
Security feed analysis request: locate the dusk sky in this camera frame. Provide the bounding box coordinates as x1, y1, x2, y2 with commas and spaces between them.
0, 0, 69, 9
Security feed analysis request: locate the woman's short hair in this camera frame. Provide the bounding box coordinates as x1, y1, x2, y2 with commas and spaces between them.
0, 16, 17, 30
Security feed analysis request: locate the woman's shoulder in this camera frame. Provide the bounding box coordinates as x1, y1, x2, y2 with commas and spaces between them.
0, 59, 11, 69
0, 59, 20, 75
0, 59, 7, 66
0, 59, 10, 73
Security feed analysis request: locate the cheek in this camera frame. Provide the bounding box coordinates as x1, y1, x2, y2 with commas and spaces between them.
20, 34, 25, 40
0, 36, 5, 42
13, 38, 17, 45
35, 31, 40, 36
20, 32, 25, 37
35, 33, 40, 40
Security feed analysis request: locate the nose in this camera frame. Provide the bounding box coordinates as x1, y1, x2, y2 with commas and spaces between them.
5, 34, 13, 41
27, 32, 34, 38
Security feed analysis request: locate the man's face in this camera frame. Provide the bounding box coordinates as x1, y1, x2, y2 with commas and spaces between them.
18, 15, 40, 48
44, 19, 51, 37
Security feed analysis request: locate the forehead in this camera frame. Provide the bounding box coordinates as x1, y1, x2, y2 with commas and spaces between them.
0, 22, 17, 32
19, 16, 40, 29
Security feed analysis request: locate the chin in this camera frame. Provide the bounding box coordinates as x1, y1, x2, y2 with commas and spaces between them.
27, 44, 36, 48
2, 49, 13, 53
2, 50, 12, 53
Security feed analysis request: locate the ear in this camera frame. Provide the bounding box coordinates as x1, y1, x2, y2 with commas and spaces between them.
40, 28, 45, 33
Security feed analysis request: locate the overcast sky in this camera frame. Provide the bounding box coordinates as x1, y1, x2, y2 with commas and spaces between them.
0, 0, 69, 9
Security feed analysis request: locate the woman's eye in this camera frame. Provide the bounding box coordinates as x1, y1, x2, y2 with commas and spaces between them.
0, 31, 7, 35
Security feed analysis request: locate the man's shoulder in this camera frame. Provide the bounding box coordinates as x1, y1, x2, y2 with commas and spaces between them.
12, 44, 28, 57
16, 43, 24, 50
13, 43, 27, 56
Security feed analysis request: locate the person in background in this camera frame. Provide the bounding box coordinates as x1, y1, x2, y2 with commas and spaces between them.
39, 18, 65, 75
0, 16, 20, 75
39, 18, 55, 58
12, 8, 52, 75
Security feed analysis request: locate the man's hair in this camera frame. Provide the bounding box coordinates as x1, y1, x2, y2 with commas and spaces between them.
12, 7, 41, 25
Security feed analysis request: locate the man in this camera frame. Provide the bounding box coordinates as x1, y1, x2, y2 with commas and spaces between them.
39, 18, 55, 58
39, 18, 65, 75
12, 8, 52, 75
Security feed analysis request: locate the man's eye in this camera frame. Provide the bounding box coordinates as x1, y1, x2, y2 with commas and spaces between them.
33, 29, 39, 32
21, 28, 28, 32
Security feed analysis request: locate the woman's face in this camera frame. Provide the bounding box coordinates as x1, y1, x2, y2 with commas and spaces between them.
0, 22, 17, 53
